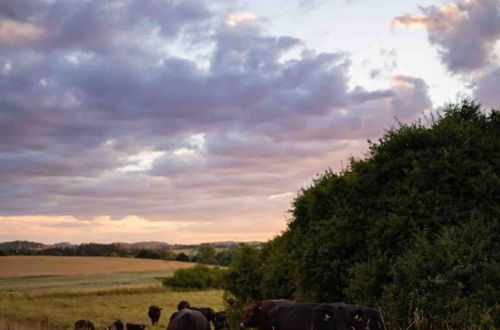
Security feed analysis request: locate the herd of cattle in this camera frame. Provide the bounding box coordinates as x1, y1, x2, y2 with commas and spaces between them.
74, 299, 386, 330
74, 301, 227, 330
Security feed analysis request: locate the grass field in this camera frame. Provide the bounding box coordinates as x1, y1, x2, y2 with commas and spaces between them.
0, 256, 194, 278
0, 256, 224, 329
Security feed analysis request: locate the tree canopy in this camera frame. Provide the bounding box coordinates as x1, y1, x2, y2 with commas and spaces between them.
224, 100, 499, 329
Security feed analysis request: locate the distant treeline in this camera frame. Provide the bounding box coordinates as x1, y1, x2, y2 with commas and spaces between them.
0, 242, 236, 266
221, 100, 499, 329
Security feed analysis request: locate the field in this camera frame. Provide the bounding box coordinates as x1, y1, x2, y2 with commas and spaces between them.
0, 256, 224, 329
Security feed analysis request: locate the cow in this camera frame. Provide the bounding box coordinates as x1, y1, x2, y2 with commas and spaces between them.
212, 311, 229, 330
148, 305, 162, 325
240, 299, 290, 330
312, 304, 352, 330
177, 300, 191, 311
106, 319, 124, 330
177, 300, 216, 325
334, 303, 386, 330
267, 301, 351, 330
167, 309, 210, 330
74, 319, 95, 330
125, 323, 146, 330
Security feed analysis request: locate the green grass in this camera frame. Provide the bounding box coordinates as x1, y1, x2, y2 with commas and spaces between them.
0, 287, 224, 329
0, 258, 224, 329
0, 270, 175, 294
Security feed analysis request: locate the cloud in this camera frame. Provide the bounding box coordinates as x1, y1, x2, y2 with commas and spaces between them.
474, 68, 500, 108
392, 0, 500, 73
0, 0, 434, 243
225, 12, 256, 26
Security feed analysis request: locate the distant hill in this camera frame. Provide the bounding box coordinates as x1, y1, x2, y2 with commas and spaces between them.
0, 240, 47, 250
49, 242, 75, 248
170, 241, 262, 250
0, 240, 262, 252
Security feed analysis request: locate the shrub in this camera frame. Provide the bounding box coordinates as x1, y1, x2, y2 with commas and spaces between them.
163, 265, 227, 289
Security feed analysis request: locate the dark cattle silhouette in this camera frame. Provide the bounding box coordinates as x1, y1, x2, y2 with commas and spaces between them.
177, 300, 190, 311
312, 305, 352, 330
177, 300, 216, 324
241, 300, 385, 330
74, 319, 96, 330
125, 323, 146, 330
212, 311, 229, 330
167, 309, 210, 330
240, 299, 290, 330
267, 302, 351, 330
335, 303, 386, 330
148, 305, 162, 325
106, 319, 124, 330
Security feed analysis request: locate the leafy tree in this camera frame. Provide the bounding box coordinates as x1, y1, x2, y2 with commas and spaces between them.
224, 100, 500, 328
176, 252, 190, 262
136, 248, 161, 259
224, 244, 262, 303
215, 250, 234, 266
195, 244, 218, 264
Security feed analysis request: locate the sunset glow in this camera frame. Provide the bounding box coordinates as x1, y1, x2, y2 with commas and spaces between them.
0, 0, 498, 244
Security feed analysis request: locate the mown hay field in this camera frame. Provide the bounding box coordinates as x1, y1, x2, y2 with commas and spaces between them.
0, 256, 194, 278
0, 256, 224, 329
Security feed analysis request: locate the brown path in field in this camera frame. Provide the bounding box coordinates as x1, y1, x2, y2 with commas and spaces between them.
0, 256, 194, 278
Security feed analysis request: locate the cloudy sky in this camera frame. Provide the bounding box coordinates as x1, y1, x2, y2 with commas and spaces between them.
1, 0, 499, 244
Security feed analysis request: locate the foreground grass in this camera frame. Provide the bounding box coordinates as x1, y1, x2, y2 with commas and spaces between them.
0, 287, 224, 329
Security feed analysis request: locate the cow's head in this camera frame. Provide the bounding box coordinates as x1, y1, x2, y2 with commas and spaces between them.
240, 302, 261, 327
149, 305, 161, 312
213, 311, 229, 330
177, 300, 190, 311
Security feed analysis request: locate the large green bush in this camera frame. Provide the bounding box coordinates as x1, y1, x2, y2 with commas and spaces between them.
163, 265, 227, 289
224, 100, 500, 329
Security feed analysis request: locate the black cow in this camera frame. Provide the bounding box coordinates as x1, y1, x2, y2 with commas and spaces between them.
125, 323, 146, 330
267, 302, 351, 330
75, 319, 95, 330
177, 300, 216, 324
312, 304, 352, 330
177, 300, 191, 310
167, 309, 210, 330
240, 299, 290, 330
106, 319, 124, 330
212, 311, 229, 330
148, 305, 162, 325
334, 303, 386, 330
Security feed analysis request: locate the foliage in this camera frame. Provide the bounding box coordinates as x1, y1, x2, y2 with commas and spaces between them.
224, 244, 262, 303
223, 244, 263, 329
163, 265, 227, 290
176, 252, 190, 262
194, 244, 218, 264
215, 250, 234, 266
224, 100, 500, 328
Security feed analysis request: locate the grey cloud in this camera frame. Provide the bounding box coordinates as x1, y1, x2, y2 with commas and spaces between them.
0, 0, 433, 224
474, 68, 500, 108
0, 0, 212, 52
393, 0, 500, 73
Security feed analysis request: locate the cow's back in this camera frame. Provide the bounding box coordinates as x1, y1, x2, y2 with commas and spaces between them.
268, 302, 317, 330
168, 309, 210, 330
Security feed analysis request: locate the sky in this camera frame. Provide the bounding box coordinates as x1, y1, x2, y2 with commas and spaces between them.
0, 0, 499, 244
